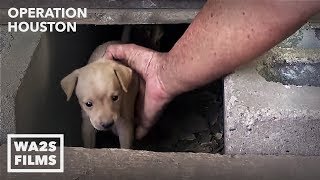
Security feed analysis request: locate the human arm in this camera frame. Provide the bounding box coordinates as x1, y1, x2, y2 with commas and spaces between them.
105, 0, 320, 139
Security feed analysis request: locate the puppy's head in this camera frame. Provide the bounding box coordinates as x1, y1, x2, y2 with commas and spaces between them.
61, 60, 132, 131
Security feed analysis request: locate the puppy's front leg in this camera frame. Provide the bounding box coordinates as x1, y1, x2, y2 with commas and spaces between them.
81, 112, 96, 148
116, 119, 134, 149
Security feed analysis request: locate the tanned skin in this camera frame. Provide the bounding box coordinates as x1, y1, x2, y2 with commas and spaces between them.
105, 0, 320, 139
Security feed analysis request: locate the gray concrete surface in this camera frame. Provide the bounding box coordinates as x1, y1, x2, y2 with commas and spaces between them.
279, 22, 320, 48
0, 9, 199, 25
224, 47, 320, 155
0, 0, 206, 9
224, 23, 320, 155
1, 145, 320, 180
0, 26, 42, 145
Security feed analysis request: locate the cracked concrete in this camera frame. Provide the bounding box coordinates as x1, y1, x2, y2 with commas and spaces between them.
224, 48, 320, 155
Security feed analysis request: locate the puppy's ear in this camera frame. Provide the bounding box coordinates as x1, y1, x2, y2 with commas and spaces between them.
61, 69, 80, 101
113, 64, 132, 93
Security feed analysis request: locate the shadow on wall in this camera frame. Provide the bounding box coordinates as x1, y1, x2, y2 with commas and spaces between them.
15, 25, 123, 146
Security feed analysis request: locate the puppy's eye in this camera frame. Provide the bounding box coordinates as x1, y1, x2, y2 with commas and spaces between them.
111, 95, 118, 102
85, 101, 93, 107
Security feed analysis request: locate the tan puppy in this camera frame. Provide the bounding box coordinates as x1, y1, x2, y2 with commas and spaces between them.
61, 42, 139, 149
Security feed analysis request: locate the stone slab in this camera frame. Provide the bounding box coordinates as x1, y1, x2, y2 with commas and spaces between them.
224, 48, 320, 155
1, 145, 320, 180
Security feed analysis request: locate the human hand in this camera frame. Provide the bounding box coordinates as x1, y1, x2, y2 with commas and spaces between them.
104, 43, 173, 139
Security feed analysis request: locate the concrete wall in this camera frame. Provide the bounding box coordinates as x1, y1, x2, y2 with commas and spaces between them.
2, 145, 320, 180
0, 27, 41, 145
224, 23, 320, 155
0, 25, 124, 145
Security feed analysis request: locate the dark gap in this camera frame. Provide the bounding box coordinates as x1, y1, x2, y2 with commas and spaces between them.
15, 24, 224, 154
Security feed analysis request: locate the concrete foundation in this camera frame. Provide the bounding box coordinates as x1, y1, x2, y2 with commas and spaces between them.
224, 23, 320, 155
224, 60, 320, 155
1, 145, 320, 180
0, 27, 42, 144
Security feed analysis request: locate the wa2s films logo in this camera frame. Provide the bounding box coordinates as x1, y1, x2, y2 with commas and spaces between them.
7, 134, 64, 173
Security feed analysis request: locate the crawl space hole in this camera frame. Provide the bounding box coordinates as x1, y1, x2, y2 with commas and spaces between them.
15, 25, 224, 154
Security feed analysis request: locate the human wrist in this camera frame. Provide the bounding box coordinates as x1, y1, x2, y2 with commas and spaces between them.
156, 52, 187, 99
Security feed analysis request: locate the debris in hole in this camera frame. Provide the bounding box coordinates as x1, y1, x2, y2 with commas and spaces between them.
133, 81, 224, 153
215, 133, 223, 140
180, 134, 196, 141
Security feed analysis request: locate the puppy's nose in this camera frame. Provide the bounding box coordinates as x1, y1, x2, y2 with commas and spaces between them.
101, 121, 114, 129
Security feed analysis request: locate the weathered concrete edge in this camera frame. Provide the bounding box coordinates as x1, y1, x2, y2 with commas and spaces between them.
0, 28, 42, 145
0, 9, 199, 25
0, 0, 206, 9
1, 8, 319, 25
223, 48, 320, 156
1, 145, 320, 180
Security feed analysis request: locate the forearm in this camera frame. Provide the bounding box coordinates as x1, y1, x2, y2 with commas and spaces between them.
161, 0, 320, 96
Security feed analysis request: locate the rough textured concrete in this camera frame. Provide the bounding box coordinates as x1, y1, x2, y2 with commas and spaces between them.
0, 0, 206, 9
224, 47, 320, 155
224, 22, 320, 155
1, 145, 320, 180
279, 23, 320, 48
0, 9, 199, 25
257, 48, 320, 87
0, 26, 42, 145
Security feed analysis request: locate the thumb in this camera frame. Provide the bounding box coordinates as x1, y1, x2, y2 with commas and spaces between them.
135, 82, 170, 139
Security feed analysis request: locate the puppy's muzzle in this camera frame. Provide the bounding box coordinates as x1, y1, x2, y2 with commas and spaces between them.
101, 121, 114, 129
